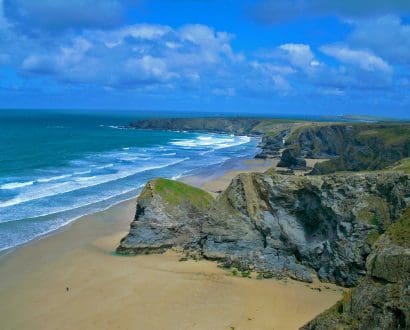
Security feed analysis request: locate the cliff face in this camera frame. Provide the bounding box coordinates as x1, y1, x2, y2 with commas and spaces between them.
130, 117, 293, 135
302, 208, 410, 329
202, 172, 409, 286
117, 172, 410, 287
117, 178, 214, 255
284, 124, 410, 174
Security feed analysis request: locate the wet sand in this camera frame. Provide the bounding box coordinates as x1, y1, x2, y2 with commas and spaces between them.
0, 159, 343, 330
182, 158, 279, 194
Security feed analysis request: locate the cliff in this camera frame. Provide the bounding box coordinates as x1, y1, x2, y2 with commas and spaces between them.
117, 178, 214, 255
129, 118, 410, 173
117, 172, 410, 287
302, 207, 410, 329
129, 117, 303, 136
284, 123, 410, 174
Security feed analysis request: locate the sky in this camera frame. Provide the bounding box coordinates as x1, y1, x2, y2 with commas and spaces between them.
0, 0, 410, 118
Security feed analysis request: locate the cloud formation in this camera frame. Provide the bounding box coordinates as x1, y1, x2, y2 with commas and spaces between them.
251, 0, 410, 24
14, 23, 239, 90
0, 1, 408, 116
321, 45, 392, 73
349, 16, 410, 65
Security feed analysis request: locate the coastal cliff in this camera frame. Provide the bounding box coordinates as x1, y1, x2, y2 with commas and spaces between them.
121, 118, 410, 327
129, 118, 410, 173
284, 123, 410, 174
129, 117, 300, 137
118, 171, 410, 287
302, 208, 410, 329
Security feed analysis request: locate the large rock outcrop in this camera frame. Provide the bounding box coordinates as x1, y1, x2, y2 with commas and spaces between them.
117, 178, 214, 255
277, 148, 307, 169
202, 172, 409, 286
118, 172, 410, 287
302, 208, 410, 329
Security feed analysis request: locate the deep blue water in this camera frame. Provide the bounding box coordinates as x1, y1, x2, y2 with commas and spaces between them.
0, 110, 259, 251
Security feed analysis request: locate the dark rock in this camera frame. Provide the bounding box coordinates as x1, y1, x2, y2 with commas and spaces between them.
201, 172, 410, 286
302, 211, 410, 329
277, 148, 307, 170
281, 123, 410, 174
118, 172, 410, 287
255, 129, 289, 159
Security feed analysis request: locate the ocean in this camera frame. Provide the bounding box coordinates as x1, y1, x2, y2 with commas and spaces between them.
0, 110, 259, 251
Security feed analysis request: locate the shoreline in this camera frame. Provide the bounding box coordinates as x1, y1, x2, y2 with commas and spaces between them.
0, 157, 343, 330
0, 155, 272, 257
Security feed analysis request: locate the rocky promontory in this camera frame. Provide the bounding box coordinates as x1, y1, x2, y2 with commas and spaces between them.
117, 178, 214, 255
118, 171, 410, 287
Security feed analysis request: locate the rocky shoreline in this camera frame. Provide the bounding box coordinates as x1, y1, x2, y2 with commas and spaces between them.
119, 118, 410, 329
130, 118, 410, 174
118, 172, 410, 286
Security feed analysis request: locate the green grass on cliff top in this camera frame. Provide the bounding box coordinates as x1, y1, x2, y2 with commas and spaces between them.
358, 126, 410, 145
387, 207, 410, 248
392, 158, 410, 173
150, 178, 214, 210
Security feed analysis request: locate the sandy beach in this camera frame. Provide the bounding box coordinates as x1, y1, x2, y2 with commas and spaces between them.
0, 159, 343, 330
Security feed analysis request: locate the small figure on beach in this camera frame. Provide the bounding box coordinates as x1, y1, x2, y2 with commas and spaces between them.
66, 287, 69, 292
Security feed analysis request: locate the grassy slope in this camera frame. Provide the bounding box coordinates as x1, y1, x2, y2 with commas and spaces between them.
391, 157, 410, 173
148, 178, 214, 210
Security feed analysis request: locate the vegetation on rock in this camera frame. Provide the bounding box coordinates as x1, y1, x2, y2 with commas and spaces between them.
149, 178, 214, 210
387, 206, 410, 248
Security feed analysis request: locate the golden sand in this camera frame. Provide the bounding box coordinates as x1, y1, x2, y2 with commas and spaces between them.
0, 159, 343, 330
182, 158, 279, 194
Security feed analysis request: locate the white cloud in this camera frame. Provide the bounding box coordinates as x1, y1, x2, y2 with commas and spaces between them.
320, 45, 392, 73
279, 43, 315, 69
179, 24, 237, 63
95, 24, 172, 48
17, 23, 241, 89
349, 15, 410, 65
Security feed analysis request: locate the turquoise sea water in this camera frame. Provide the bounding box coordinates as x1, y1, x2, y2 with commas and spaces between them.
0, 110, 259, 251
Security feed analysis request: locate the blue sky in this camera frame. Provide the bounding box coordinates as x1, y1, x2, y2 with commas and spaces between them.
1, 0, 410, 118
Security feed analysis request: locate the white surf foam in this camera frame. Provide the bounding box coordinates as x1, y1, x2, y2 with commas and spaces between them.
0, 158, 189, 208
0, 181, 34, 190
170, 135, 251, 149
37, 174, 72, 183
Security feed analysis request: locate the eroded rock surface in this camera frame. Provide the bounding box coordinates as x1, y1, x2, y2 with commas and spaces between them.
118, 172, 410, 287
117, 178, 214, 255
283, 123, 410, 174
302, 209, 410, 329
